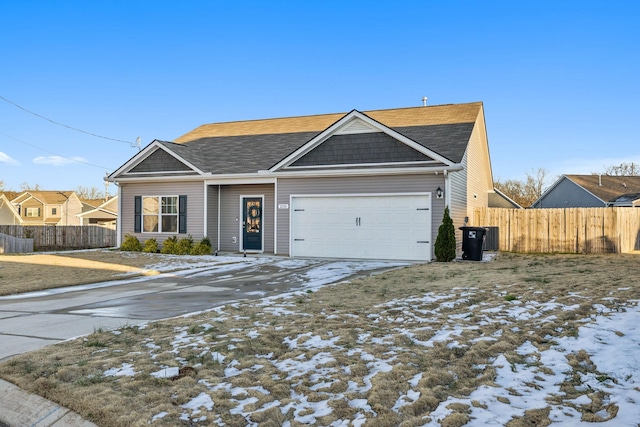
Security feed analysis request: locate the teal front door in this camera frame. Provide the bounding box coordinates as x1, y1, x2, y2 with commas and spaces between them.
242, 197, 262, 251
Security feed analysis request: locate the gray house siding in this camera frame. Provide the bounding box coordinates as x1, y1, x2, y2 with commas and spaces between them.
206, 185, 219, 249
120, 181, 205, 246
217, 184, 275, 253
275, 174, 445, 256
533, 178, 605, 208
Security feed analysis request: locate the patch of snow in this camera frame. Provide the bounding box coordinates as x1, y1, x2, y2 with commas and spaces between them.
151, 367, 179, 378
103, 363, 136, 377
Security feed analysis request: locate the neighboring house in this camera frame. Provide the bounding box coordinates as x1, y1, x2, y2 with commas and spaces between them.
610, 192, 640, 207
77, 196, 118, 227
107, 102, 494, 261
488, 188, 523, 209
10, 191, 85, 225
532, 175, 640, 208
0, 194, 23, 225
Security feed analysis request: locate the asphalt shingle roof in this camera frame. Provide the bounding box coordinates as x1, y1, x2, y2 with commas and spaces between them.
566, 175, 640, 202
162, 102, 482, 175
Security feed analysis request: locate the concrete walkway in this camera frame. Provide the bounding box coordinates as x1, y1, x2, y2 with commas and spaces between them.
0, 255, 407, 426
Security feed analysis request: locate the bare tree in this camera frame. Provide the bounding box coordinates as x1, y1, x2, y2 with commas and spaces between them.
598, 162, 640, 176
0, 180, 5, 191
494, 168, 550, 208
75, 185, 104, 200
20, 182, 41, 191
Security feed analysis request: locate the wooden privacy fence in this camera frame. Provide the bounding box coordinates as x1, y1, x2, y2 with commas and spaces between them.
473, 207, 640, 254
0, 225, 117, 252
0, 233, 34, 254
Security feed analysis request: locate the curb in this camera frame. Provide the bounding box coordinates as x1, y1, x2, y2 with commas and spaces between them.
0, 379, 97, 427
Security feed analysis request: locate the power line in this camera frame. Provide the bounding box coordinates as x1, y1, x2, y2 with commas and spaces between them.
0, 131, 111, 170
0, 94, 134, 145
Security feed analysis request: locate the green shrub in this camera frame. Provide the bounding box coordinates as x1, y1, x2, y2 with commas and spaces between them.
200, 236, 212, 248
190, 242, 211, 255
434, 206, 456, 262
120, 234, 142, 252
176, 235, 194, 255
191, 237, 212, 255
160, 236, 178, 254
142, 238, 158, 253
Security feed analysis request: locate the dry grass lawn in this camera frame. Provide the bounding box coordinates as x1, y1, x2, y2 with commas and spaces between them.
1, 252, 640, 426
0, 250, 208, 296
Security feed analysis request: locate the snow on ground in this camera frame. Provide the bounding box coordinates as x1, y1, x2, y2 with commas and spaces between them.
148, 286, 640, 425
79, 256, 640, 425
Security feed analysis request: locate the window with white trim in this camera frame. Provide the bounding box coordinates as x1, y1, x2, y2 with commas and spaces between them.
25, 207, 40, 217
142, 196, 178, 233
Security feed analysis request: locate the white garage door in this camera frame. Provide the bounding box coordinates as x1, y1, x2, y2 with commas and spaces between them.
290, 194, 432, 261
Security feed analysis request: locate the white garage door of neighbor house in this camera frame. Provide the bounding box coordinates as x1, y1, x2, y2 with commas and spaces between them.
290, 194, 432, 261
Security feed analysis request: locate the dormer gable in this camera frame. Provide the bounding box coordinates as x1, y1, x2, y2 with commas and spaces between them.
270, 110, 455, 171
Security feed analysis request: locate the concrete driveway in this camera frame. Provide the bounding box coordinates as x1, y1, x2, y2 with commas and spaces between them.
0, 255, 408, 361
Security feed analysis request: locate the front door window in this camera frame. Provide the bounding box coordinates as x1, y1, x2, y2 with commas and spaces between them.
243, 197, 262, 251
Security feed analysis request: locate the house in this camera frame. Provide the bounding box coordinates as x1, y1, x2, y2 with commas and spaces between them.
0, 194, 23, 225
532, 175, 640, 208
488, 188, 522, 209
77, 196, 118, 227
107, 102, 494, 261
609, 193, 640, 207
9, 191, 86, 226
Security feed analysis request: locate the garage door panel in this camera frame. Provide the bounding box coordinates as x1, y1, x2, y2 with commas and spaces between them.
291, 195, 431, 261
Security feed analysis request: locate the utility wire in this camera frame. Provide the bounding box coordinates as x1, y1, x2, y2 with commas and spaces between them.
0, 131, 111, 170
0, 94, 134, 145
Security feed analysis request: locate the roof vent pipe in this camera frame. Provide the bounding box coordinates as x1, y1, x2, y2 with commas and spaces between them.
599, 174, 602, 186
422, 96, 428, 106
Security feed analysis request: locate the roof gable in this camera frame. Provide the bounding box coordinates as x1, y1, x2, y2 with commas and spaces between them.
0, 194, 23, 224
129, 147, 195, 173
270, 110, 456, 172
108, 141, 204, 179
11, 191, 76, 205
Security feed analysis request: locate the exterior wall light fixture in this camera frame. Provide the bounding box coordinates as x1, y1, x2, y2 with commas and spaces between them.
436, 187, 444, 199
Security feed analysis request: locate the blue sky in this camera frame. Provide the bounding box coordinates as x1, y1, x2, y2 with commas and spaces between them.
1, 1, 638, 194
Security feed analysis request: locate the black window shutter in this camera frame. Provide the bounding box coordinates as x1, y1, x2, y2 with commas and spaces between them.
179, 195, 187, 233
134, 196, 142, 233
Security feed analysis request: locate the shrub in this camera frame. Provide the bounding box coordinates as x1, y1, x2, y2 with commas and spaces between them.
142, 238, 158, 253
200, 236, 212, 248
191, 237, 212, 255
120, 234, 142, 252
434, 206, 456, 262
176, 235, 194, 255
160, 236, 178, 254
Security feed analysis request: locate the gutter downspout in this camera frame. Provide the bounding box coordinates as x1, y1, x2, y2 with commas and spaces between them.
116, 184, 122, 247
203, 182, 208, 242
274, 177, 278, 255
444, 170, 451, 210
217, 185, 221, 253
